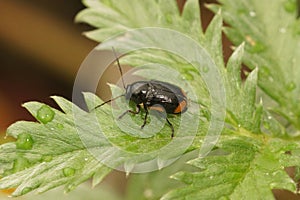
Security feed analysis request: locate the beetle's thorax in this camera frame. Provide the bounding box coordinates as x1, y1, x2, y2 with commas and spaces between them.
125, 81, 149, 104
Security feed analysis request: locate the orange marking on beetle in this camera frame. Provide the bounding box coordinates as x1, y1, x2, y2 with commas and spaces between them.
174, 100, 187, 114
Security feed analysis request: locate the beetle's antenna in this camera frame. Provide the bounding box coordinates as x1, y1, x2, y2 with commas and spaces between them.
91, 94, 125, 111
112, 47, 126, 89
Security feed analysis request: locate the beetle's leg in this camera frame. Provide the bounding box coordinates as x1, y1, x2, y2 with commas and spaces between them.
141, 106, 149, 129
118, 104, 141, 119
166, 118, 174, 138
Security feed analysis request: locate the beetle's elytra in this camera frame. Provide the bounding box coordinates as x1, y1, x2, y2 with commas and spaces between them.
93, 48, 188, 137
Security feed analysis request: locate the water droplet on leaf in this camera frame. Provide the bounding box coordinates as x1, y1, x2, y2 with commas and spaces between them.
16, 133, 34, 150
182, 73, 194, 80
63, 167, 76, 177
56, 123, 64, 129
37, 105, 55, 124
181, 68, 195, 80
202, 66, 209, 73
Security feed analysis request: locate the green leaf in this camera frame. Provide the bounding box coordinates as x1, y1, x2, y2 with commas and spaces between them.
204, 10, 224, 68
74, 0, 300, 199
2, 0, 300, 199
76, 0, 203, 42
163, 137, 300, 200
224, 42, 262, 133
209, 0, 300, 131
0, 98, 112, 196
125, 151, 198, 200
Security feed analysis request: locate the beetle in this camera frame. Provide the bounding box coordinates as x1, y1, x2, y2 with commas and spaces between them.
93, 48, 188, 137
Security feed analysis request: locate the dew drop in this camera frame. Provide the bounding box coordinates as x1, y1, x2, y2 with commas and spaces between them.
286, 81, 296, 91
63, 167, 76, 177
37, 105, 55, 124
284, 0, 297, 13
202, 66, 209, 73
16, 133, 34, 150
209, 175, 214, 179
238, 124, 241, 128
181, 69, 195, 81
182, 73, 194, 80
56, 123, 64, 129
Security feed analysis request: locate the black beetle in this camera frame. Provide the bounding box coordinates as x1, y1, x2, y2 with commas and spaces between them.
93, 48, 188, 137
